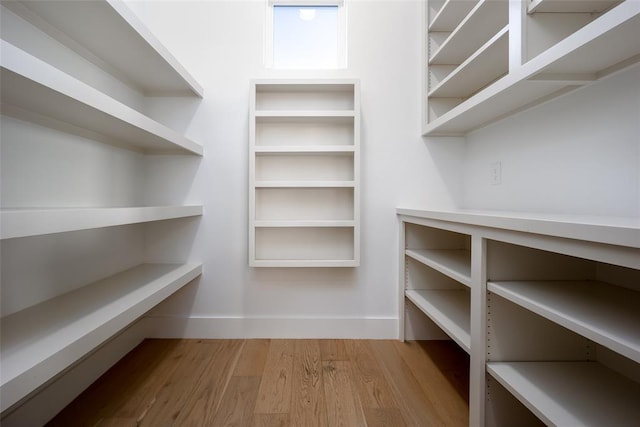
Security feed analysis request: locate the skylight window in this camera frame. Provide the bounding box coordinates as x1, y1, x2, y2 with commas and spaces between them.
267, 1, 346, 69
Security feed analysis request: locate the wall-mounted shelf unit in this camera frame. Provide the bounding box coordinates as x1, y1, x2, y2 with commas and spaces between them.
249, 80, 360, 267
422, 0, 640, 135
1, 1, 204, 422
398, 208, 640, 426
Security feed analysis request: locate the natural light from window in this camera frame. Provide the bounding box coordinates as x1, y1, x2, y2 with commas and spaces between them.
268, 1, 346, 69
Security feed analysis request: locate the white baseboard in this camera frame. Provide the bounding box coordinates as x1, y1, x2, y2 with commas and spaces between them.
142, 315, 400, 340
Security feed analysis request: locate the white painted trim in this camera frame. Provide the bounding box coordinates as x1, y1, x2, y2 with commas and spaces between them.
142, 316, 398, 340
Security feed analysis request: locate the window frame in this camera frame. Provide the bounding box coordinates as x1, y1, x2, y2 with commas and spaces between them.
265, 0, 347, 69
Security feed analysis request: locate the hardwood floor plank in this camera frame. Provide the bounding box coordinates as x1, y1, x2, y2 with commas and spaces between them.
173, 339, 245, 426
137, 340, 222, 426
322, 360, 366, 427
394, 340, 469, 427
291, 339, 328, 427
47, 339, 469, 426
210, 376, 261, 427
234, 339, 270, 376
369, 340, 445, 427
251, 413, 291, 427
254, 340, 294, 414
48, 339, 184, 426
363, 408, 408, 427
319, 339, 348, 361
343, 340, 398, 409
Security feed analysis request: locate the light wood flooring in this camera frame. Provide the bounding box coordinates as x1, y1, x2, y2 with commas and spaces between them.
47, 339, 469, 427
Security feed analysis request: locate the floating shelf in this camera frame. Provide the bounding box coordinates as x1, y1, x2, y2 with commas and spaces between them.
405, 249, 472, 287
488, 280, 640, 363
3, 0, 203, 97
487, 361, 640, 426
0, 263, 203, 412
0, 40, 203, 155
405, 289, 471, 353
0, 206, 203, 240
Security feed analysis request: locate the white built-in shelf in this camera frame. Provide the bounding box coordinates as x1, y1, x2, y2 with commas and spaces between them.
488, 280, 640, 363
396, 208, 640, 251
255, 111, 355, 118
429, 0, 479, 32
429, 26, 508, 98
254, 145, 355, 154
528, 0, 622, 14
0, 40, 203, 155
405, 249, 472, 287
423, 0, 640, 135
255, 181, 355, 188
0, 262, 202, 412
255, 220, 355, 228
3, 0, 203, 97
250, 80, 360, 268
405, 289, 471, 353
0, 206, 203, 240
429, 0, 508, 65
487, 361, 640, 426
252, 259, 359, 268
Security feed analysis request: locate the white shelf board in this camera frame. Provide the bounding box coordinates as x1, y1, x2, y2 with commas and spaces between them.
488, 280, 640, 363
429, 0, 479, 32
429, 25, 508, 98
0, 40, 203, 155
423, 1, 640, 135
429, 0, 508, 65
0, 262, 202, 412
405, 249, 472, 287
254, 220, 355, 228
251, 259, 358, 268
397, 208, 640, 250
5, 0, 203, 97
255, 180, 355, 188
255, 110, 355, 118
254, 145, 355, 154
0, 206, 203, 240
487, 361, 640, 426
528, 0, 621, 14
254, 80, 357, 92
405, 289, 471, 353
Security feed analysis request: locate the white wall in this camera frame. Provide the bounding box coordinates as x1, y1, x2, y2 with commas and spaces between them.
461, 64, 640, 218
131, 0, 463, 338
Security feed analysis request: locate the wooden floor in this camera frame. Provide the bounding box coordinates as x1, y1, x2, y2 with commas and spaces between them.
47, 339, 469, 427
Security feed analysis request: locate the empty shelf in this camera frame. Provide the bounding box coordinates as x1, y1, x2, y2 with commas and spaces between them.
488, 280, 640, 363
487, 361, 640, 426
1, 40, 203, 155
405, 289, 471, 353
0, 206, 203, 240
0, 263, 202, 412
4, 0, 203, 96
405, 249, 472, 287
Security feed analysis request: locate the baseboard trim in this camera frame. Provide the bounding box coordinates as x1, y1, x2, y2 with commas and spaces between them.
142, 315, 399, 339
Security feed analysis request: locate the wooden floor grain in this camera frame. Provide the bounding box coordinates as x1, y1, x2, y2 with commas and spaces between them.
47, 339, 469, 427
